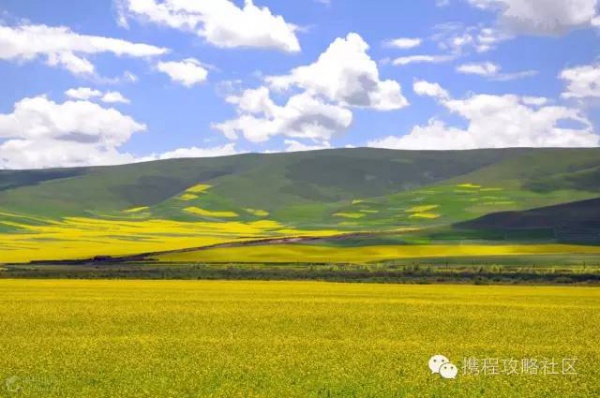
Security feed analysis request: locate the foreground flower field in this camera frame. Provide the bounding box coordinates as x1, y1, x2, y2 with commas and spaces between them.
0, 281, 597, 397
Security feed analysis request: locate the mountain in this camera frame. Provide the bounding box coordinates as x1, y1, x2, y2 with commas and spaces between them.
1, 147, 599, 263
457, 198, 600, 230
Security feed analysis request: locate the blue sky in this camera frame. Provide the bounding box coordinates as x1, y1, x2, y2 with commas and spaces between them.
0, 0, 599, 169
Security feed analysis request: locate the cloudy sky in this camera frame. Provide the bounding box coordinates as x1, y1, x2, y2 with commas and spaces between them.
0, 0, 599, 169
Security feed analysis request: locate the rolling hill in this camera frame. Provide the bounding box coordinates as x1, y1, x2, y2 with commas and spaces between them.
1, 147, 599, 263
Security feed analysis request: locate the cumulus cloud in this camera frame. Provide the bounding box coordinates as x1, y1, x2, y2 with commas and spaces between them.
0, 94, 243, 169
156, 58, 209, 87
369, 81, 599, 150
213, 89, 352, 143
101, 92, 131, 104
560, 63, 600, 99
521, 96, 550, 106
457, 61, 537, 80
0, 95, 147, 169
413, 80, 450, 100
214, 34, 407, 147
384, 37, 423, 49
0, 23, 168, 76
267, 33, 408, 110
65, 88, 130, 104
467, 0, 599, 35
116, 0, 301, 53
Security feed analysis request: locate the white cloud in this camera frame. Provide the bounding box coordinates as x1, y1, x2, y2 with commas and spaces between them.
0, 23, 168, 76
0, 95, 147, 169
0, 139, 139, 169
433, 23, 508, 54
369, 81, 599, 150
521, 96, 549, 106
392, 55, 455, 66
101, 92, 130, 104
267, 33, 408, 110
467, 0, 599, 35
47, 52, 96, 75
65, 87, 104, 101
413, 80, 450, 100
284, 139, 332, 152
65, 88, 130, 104
157, 58, 209, 87
155, 143, 239, 160
0, 94, 243, 169
117, 0, 301, 53
0, 96, 144, 144
214, 34, 408, 147
214, 90, 353, 143
560, 63, 600, 99
456, 61, 537, 80
457, 62, 500, 76
384, 37, 422, 49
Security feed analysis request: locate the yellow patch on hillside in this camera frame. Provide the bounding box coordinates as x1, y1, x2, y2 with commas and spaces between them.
457, 183, 482, 189
360, 209, 379, 214
123, 207, 149, 214
179, 194, 199, 201
246, 209, 270, 217
333, 212, 365, 219
406, 205, 439, 213
186, 184, 212, 193
409, 213, 440, 219
481, 187, 503, 192
184, 207, 238, 218
352, 200, 364, 205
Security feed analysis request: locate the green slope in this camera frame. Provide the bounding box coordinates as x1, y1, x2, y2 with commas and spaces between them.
0, 147, 599, 261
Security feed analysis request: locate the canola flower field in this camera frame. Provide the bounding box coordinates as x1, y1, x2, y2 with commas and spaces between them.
0, 280, 598, 397
155, 243, 600, 264
0, 214, 341, 263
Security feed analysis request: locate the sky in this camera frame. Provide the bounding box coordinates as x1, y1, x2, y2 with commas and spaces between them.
0, 0, 599, 169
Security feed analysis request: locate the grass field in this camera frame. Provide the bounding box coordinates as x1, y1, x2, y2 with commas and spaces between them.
0, 280, 597, 397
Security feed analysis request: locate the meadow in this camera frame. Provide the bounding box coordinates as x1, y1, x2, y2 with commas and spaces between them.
0, 280, 598, 397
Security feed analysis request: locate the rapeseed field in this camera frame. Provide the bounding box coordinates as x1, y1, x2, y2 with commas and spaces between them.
0, 280, 596, 397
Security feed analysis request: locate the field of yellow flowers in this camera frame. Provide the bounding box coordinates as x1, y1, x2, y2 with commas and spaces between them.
0, 280, 597, 397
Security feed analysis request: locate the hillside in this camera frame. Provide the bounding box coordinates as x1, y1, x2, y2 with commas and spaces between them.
457, 198, 600, 230
1, 148, 599, 263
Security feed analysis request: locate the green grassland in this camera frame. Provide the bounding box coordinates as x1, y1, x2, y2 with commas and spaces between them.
0, 148, 599, 264
0, 280, 597, 397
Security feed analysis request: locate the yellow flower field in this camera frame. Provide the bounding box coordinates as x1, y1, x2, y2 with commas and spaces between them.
0, 280, 597, 397
0, 215, 342, 263
155, 243, 600, 264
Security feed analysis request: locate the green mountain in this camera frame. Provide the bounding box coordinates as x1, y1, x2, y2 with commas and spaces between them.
1, 147, 599, 262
